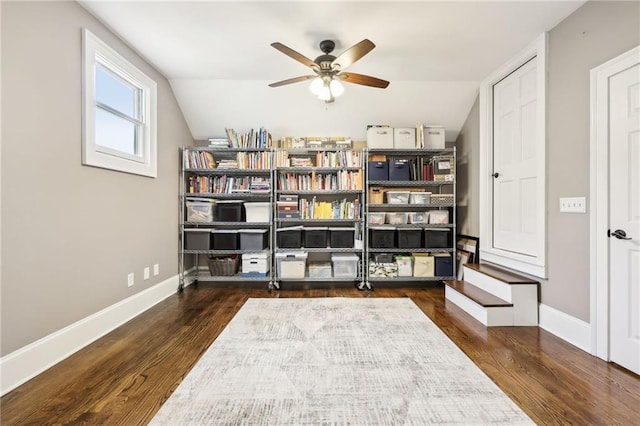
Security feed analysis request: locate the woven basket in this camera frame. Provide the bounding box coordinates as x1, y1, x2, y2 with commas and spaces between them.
207, 256, 239, 276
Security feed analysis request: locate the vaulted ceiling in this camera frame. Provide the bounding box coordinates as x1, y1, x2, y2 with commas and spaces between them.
79, 1, 586, 141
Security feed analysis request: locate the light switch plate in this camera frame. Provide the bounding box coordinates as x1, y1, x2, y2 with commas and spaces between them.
560, 197, 586, 213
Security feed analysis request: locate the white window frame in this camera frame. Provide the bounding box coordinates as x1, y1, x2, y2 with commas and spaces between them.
82, 28, 157, 178
478, 33, 547, 278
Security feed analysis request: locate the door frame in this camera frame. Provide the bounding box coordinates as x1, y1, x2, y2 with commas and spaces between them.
479, 33, 548, 278
590, 45, 640, 360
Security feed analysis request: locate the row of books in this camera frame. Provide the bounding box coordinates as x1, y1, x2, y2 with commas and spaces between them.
275, 150, 362, 168
224, 127, 272, 148
187, 176, 270, 194
277, 171, 363, 191
298, 198, 361, 220
184, 150, 271, 170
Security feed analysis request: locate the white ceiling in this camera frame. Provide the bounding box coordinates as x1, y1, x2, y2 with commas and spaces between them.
79, 0, 586, 141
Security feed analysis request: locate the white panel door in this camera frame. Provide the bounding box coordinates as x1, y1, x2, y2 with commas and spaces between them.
493, 57, 538, 256
610, 62, 640, 375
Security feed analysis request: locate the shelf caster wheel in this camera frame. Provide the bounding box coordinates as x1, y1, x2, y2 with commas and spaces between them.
357, 281, 366, 291
273, 281, 281, 290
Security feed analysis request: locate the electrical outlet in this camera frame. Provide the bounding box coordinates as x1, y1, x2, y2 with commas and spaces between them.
127, 273, 135, 287
153, 263, 159, 276
560, 197, 586, 213
144, 267, 150, 280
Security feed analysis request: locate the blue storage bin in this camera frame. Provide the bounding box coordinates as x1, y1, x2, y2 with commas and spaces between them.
368, 161, 389, 181
389, 160, 410, 181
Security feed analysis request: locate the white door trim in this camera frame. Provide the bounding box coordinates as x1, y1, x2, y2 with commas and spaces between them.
479, 33, 548, 278
590, 45, 640, 360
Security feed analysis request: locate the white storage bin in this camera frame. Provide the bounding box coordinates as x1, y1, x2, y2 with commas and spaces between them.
368, 212, 386, 225
242, 253, 269, 277
367, 126, 393, 148
276, 252, 308, 279
395, 256, 413, 277
424, 125, 445, 149
244, 202, 271, 223
393, 128, 416, 149
308, 262, 332, 278
409, 192, 431, 204
185, 198, 214, 222
331, 254, 359, 278
408, 212, 428, 224
386, 212, 408, 225
386, 191, 410, 204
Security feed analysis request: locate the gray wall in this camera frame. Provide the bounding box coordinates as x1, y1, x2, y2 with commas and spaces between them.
455, 0, 639, 321
1, 1, 193, 355
455, 96, 480, 237
545, 0, 639, 320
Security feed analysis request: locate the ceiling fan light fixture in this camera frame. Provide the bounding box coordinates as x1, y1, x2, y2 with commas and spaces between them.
309, 77, 323, 95
329, 78, 344, 97
317, 83, 332, 101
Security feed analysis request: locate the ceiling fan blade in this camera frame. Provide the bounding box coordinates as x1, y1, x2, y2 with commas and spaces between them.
270, 42, 318, 70
339, 72, 389, 88
331, 39, 375, 70
268, 75, 316, 88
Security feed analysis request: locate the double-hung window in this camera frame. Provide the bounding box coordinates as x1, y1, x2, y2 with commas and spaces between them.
82, 29, 157, 177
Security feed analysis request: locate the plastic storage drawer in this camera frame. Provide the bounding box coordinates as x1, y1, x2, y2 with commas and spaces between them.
185, 199, 214, 222
397, 227, 423, 249
244, 202, 271, 223
386, 212, 408, 225
424, 228, 451, 248
216, 200, 244, 222
369, 226, 396, 248
386, 191, 410, 204
239, 229, 268, 250
331, 254, 359, 278
277, 226, 303, 248
388, 160, 410, 181
409, 192, 431, 204
368, 212, 386, 225
408, 212, 428, 224
329, 227, 355, 248
367, 161, 389, 181
308, 262, 332, 278
184, 229, 211, 250
304, 227, 328, 248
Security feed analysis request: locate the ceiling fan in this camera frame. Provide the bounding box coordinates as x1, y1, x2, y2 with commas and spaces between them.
268, 39, 390, 103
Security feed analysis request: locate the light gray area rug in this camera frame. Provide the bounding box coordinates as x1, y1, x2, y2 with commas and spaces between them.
151, 297, 533, 425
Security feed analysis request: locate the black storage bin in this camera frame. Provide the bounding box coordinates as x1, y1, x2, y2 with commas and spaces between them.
435, 254, 454, 277
304, 227, 328, 248
329, 227, 355, 248
367, 161, 389, 181
388, 159, 411, 181
184, 229, 211, 250
277, 226, 303, 248
424, 228, 451, 248
216, 200, 244, 222
211, 230, 238, 250
372, 252, 394, 263
397, 226, 423, 249
369, 226, 396, 248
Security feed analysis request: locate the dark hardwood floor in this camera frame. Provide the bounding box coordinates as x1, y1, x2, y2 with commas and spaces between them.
2, 285, 639, 425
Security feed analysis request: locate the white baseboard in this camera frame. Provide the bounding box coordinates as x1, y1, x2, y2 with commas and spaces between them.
539, 303, 591, 353
0, 274, 181, 396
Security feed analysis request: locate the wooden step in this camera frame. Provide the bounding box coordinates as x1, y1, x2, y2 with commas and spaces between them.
443, 280, 513, 307
465, 263, 539, 285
